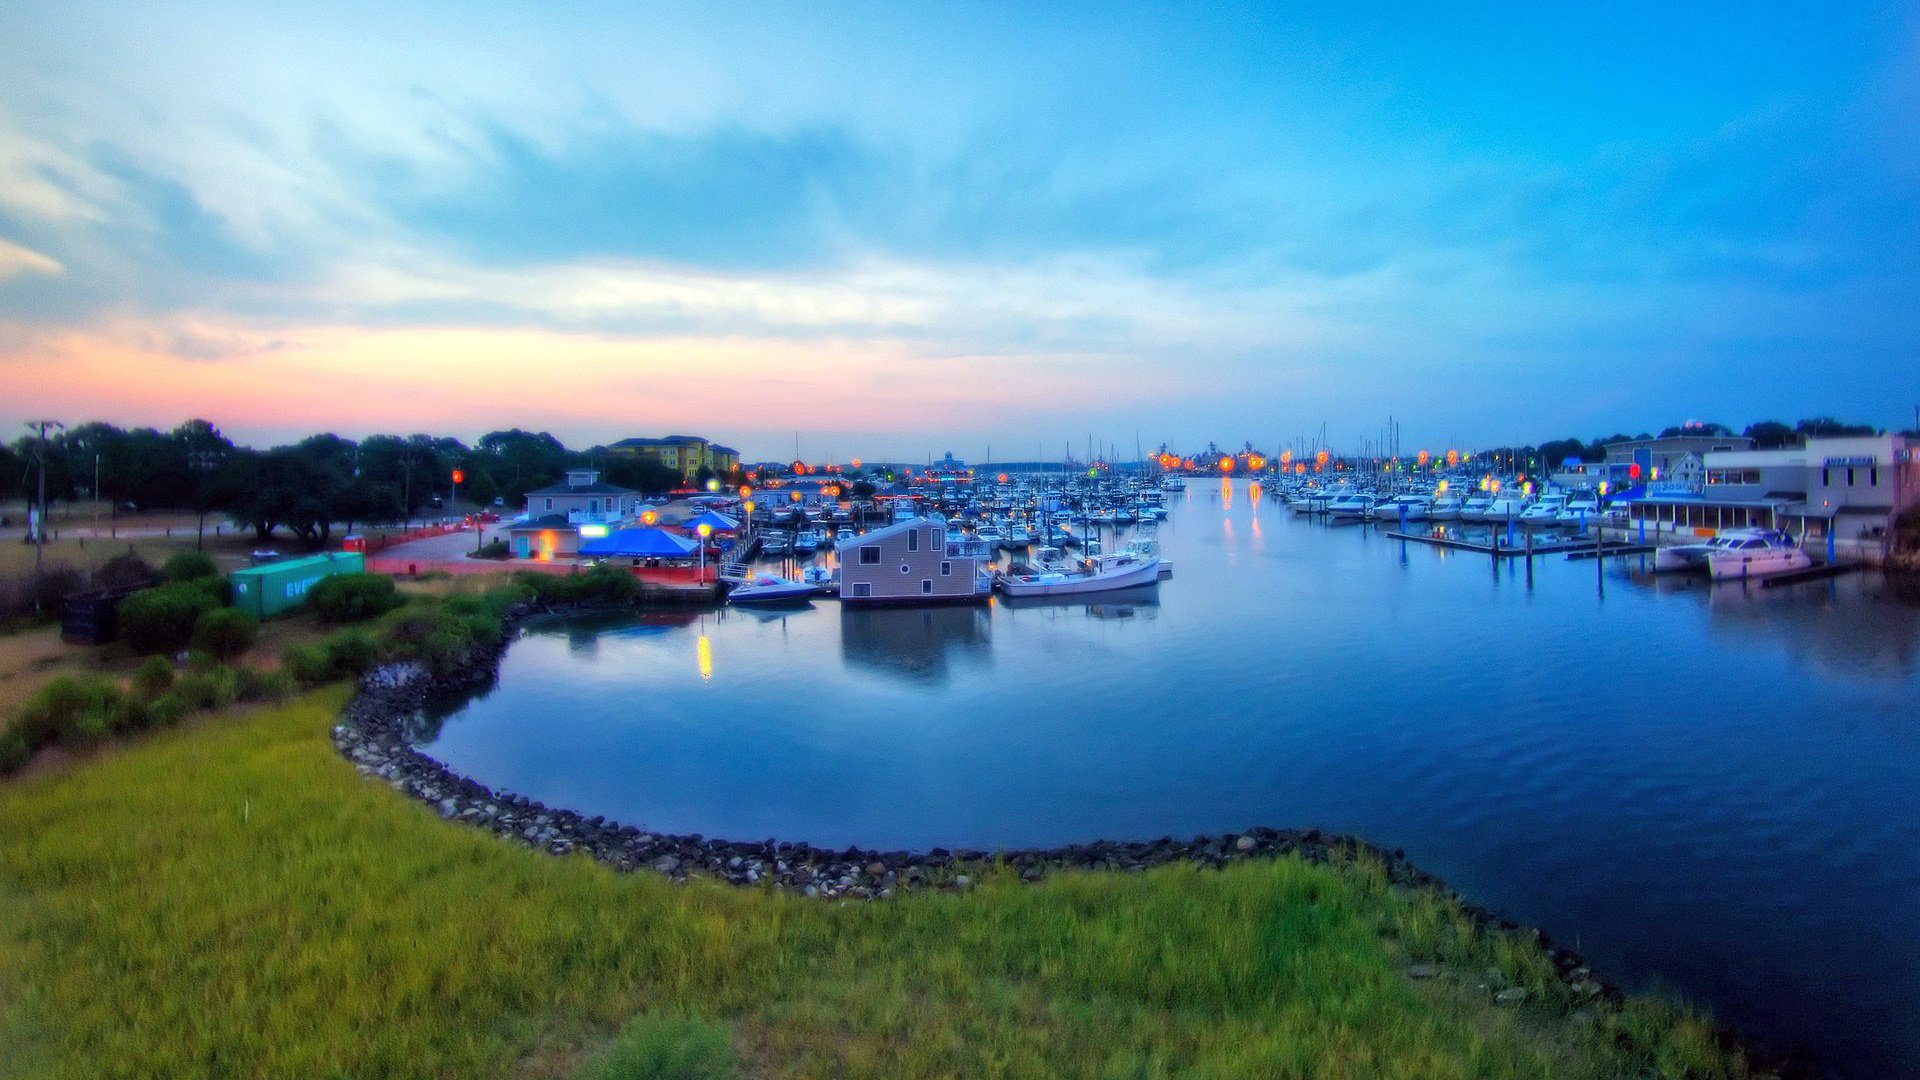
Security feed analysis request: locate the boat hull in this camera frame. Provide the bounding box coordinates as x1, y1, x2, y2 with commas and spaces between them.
1708, 549, 1813, 581
997, 557, 1162, 597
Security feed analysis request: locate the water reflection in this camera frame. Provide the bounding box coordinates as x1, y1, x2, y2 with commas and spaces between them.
1000, 584, 1161, 621
837, 605, 993, 684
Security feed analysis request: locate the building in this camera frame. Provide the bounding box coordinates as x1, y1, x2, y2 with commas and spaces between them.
835, 516, 993, 605
1625, 435, 1918, 563
506, 469, 641, 560
609, 435, 740, 480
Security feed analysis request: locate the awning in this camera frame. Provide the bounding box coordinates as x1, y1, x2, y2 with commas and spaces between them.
683, 510, 740, 533
578, 527, 699, 558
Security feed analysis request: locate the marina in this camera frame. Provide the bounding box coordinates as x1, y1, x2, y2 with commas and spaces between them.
419, 477, 1920, 1078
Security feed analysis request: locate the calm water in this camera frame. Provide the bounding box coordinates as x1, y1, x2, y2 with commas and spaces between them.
416, 480, 1920, 1077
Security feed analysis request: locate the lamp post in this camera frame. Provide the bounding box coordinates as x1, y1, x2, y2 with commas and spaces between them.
697, 522, 713, 582
188, 446, 220, 552
24, 420, 64, 609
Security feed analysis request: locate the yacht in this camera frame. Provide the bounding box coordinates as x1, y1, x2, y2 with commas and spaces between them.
1005, 523, 1033, 547
1124, 528, 1174, 579
1518, 495, 1566, 527
1555, 494, 1601, 528
974, 524, 1005, 548
791, 528, 825, 554
1484, 496, 1529, 523
1459, 495, 1495, 522
1427, 496, 1463, 521
1707, 530, 1813, 580
1325, 492, 1376, 521
726, 574, 819, 604
1369, 494, 1430, 523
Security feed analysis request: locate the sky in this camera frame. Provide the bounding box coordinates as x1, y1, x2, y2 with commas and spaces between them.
2, 2, 1917, 461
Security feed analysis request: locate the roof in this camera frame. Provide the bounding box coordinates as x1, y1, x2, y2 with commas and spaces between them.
579, 527, 698, 558
229, 551, 363, 578
709, 444, 738, 455
834, 515, 937, 551
524, 480, 637, 496
683, 510, 740, 532
507, 513, 574, 531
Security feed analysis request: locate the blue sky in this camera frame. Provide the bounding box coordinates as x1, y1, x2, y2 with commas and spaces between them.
0, 1, 1915, 458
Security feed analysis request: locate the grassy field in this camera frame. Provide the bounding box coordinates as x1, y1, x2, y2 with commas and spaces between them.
0, 691, 1755, 1079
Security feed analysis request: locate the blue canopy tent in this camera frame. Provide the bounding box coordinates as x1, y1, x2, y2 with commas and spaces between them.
577, 527, 698, 559
683, 510, 740, 533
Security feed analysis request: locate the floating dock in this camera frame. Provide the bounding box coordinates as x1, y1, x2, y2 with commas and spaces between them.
1756, 562, 1860, 588
1384, 531, 1650, 560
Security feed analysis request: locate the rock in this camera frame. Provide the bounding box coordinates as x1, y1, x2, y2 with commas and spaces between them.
1407, 963, 1438, 979
1234, 835, 1257, 852
954, 875, 971, 890
652, 855, 681, 874
1493, 988, 1529, 1006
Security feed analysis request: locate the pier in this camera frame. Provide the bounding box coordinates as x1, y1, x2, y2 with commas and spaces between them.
1384, 531, 1652, 560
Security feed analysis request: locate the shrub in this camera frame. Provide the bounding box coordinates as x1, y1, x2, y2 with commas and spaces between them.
576, 1012, 738, 1080
280, 644, 334, 687
133, 655, 176, 699
514, 565, 637, 605
322, 629, 379, 677
162, 550, 219, 583
191, 608, 259, 661
234, 667, 296, 704
119, 582, 223, 654
95, 551, 159, 591
172, 668, 238, 711
473, 539, 510, 559
0, 727, 32, 773
146, 692, 191, 729
16, 675, 127, 749
307, 573, 401, 623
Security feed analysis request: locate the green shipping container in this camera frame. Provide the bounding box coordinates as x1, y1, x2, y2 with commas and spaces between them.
228, 552, 367, 620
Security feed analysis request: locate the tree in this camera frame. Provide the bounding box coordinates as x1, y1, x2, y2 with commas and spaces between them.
1742, 421, 1798, 449
1794, 417, 1879, 439
1658, 422, 1732, 438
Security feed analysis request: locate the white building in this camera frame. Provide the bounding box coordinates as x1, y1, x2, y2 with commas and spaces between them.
835, 516, 993, 605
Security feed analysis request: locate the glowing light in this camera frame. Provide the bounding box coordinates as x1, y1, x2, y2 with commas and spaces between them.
578, 523, 608, 538
1435, 480, 1449, 495
705, 478, 720, 492
997, 472, 1009, 484
790, 491, 803, 502
851, 458, 862, 469
1417, 450, 1430, 467
1650, 466, 1660, 481
1446, 449, 1460, 467
738, 485, 752, 498
1628, 463, 1643, 480
791, 460, 805, 474
1316, 450, 1329, 466
697, 634, 712, 680
1522, 481, 1534, 496
1597, 482, 1609, 496
743, 499, 755, 514
1280, 449, 1293, 466
1248, 455, 1266, 470
640, 510, 658, 525
1218, 457, 1234, 472
1088, 467, 1098, 478
697, 523, 713, 539
1490, 478, 1502, 493
450, 469, 465, 485
1294, 462, 1307, 474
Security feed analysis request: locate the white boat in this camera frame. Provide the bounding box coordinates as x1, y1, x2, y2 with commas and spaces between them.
1460, 495, 1494, 522
1706, 530, 1813, 581
1006, 524, 1033, 547
1427, 496, 1463, 521
997, 549, 1162, 597
1123, 530, 1174, 579
833, 526, 855, 544
1484, 496, 1529, 523
799, 565, 836, 589
1654, 535, 1733, 573
726, 574, 819, 604
1325, 493, 1376, 521
1518, 496, 1565, 527
1555, 495, 1600, 528
975, 524, 1005, 547
1161, 477, 1186, 491
1369, 495, 1430, 523
792, 528, 824, 554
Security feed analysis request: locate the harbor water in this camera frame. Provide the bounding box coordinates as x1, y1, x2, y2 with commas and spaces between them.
414, 478, 1920, 1077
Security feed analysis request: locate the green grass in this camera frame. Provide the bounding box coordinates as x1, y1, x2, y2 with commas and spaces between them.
0, 692, 1754, 1079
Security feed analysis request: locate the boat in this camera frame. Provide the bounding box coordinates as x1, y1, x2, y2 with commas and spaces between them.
1325, 493, 1376, 521
1005, 524, 1033, 547
1484, 496, 1529, 523
1460, 495, 1494, 522
1518, 495, 1565, 527
792, 528, 825, 554
834, 526, 855, 544
996, 548, 1162, 597
1123, 531, 1173, 579
1427, 496, 1463, 521
1369, 495, 1430, 523
1555, 494, 1600, 528
1706, 530, 1814, 581
799, 565, 836, 590
726, 574, 819, 604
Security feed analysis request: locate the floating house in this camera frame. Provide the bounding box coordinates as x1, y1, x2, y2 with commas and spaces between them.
834, 515, 992, 605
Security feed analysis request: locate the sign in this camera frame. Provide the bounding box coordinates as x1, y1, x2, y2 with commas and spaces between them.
1822, 456, 1877, 467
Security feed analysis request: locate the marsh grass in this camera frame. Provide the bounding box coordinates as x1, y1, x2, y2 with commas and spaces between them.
0, 692, 1755, 1079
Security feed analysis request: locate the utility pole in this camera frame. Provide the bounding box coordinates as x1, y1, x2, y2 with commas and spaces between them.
24, 420, 64, 614
189, 447, 220, 551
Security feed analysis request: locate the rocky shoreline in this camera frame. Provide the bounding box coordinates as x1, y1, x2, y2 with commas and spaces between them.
331, 599, 1799, 1073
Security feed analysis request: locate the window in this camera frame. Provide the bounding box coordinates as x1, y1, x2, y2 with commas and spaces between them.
859, 546, 881, 565
941, 561, 952, 576
922, 579, 933, 594
1821, 468, 1830, 486
1847, 468, 1856, 487
544, 497, 554, 511
906, 529, 919, 552
851, 582, 872, 598
589, 499, 599, 514
1870, 467, 1879, 486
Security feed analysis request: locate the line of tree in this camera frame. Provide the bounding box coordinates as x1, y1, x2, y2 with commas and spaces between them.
3, 421, 726, 546
1461, 416, 1894, 476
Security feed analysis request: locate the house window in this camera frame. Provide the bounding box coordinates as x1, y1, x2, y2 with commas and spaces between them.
545, 497, 554, 511
941, 561, 951, 576
922, 579, 933, 594
1847, 468, 1856, 487
1870, 467, 1879, 486
589, 499, 599, 514
906, 530, 919, 552
860, 546, 881, 565
851, 582, 872, 598
1821, 468, 1830, 486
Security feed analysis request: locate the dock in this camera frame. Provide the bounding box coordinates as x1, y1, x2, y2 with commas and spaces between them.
1384, 531, 1650, 560
1756, 562, 1860, 588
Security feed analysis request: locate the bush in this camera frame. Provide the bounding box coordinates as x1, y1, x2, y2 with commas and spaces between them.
280, 644, 333, 686
281, 629, 380, 687
146, 692, 191, 729
162, 550, 219, 583
15, 675, 127, 749
190, 608, 258, 661
473, 539, 510, 559
576, 1012, 738, 1080
171, 668, 239, 712
119, 582, 224, 654
307, 573, 401, 623
0, 728, 30, 774
233, 667, 295, 704
133, 655, 176, 699
95, 551, 159, 591
514, 565, 637, 605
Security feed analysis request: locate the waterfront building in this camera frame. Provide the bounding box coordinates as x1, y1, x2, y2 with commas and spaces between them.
1625, 435, 1918, 563
506, 469, 642, 560
609, 435, 740, 480
835, 515, 993, 604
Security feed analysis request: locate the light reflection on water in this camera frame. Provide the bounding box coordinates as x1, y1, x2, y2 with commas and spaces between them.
416, 481, 1920, 1078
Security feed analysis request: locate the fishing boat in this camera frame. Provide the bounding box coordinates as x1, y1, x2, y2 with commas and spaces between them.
996, 548, 1162, 597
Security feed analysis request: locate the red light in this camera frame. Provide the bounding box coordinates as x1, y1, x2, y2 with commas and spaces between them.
450, 469, 465, 485
1628, 463, 1642, 480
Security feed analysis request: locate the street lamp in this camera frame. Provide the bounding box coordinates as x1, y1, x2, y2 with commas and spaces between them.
189, 447, 221, 552
697, 521, 713, 581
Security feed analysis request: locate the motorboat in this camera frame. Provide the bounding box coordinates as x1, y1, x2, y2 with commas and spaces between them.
1325, 493, 1376, 521
726, 574, 819, 604
799, 565, 836, 590
791, 528, 825, 554
1460, 495, 1495, 522
1484, 496, 1529, 523
1654, 535, 1733, 574
1427, 496, 1463, 521
1005, 524, 1033, 547
1123, 532, 1173, 579
997, 549, 1162, 597
1555, 494, 1601, 528
1706, 530, 1814, 581
1369, 495, 1430, 523
975, 524, 1005, 548
1518, 495, 1566, 527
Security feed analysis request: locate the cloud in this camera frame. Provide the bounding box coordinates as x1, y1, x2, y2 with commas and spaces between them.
0, 238, 62, 280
